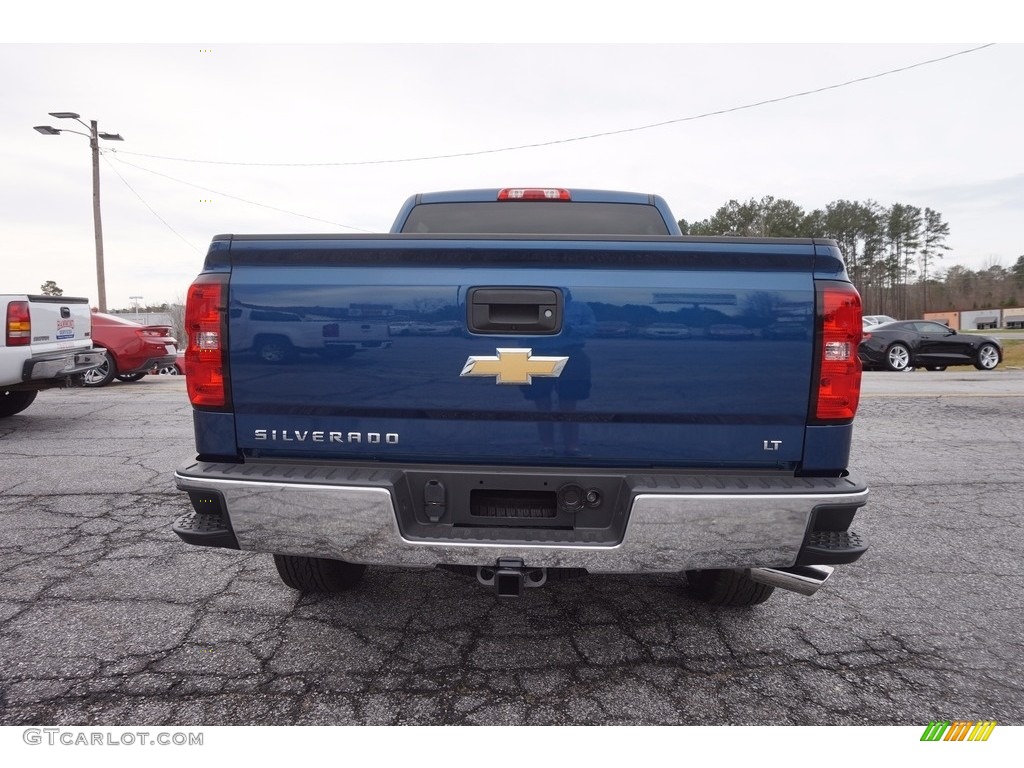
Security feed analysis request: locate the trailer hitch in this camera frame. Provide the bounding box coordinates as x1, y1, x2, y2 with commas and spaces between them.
476, 558, 547, 598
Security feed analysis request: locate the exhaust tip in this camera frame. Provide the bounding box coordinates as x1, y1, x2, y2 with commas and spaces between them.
748, 565, 834, 596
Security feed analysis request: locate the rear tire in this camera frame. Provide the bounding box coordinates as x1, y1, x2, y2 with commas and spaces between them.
974, 343, 1000, 370
0, 389, 38, 417
83, 353, 117, 387
884, 343, 911, 372
273, 554, 366, 592
116, 373, 147, 382
925, 366, 947, 372
685, 569, 776, 607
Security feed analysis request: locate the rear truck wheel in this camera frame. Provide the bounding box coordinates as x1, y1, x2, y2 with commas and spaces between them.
116, 373, 147, 382
885, 342, 911, 372
925, 366, 947, 372
685, 569, 776, 607
157, 365, 179, 375
255, 337, 295, 364
82, 354, 117, 387
273, 554, 366, 592
974, 343, 1000, 370
0, 389, 38, 417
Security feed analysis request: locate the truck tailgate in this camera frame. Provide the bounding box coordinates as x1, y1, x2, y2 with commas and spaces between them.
27, 296, 94, 352
226, 238, 817, 468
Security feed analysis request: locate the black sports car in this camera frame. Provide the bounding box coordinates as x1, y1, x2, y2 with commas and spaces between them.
859, 320, 1002, 372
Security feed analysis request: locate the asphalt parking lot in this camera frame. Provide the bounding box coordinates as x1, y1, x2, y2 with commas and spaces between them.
1, 370, 1022, 725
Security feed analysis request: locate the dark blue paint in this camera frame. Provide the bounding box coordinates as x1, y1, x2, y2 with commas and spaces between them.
225, 253, 818, 467
193, 410, 238, 458
801, 424, 855, 474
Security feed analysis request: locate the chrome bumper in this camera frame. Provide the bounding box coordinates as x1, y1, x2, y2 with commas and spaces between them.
175, 461, 868, 574
24, 349, 107, 381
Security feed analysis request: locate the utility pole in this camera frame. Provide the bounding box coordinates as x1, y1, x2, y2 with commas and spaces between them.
90, 120, 107, 313
34, 112, 123, 312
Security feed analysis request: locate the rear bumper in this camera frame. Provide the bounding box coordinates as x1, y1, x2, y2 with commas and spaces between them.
23, 348, 108, 382
122, 354, 177, 375
174, 460, 868, 573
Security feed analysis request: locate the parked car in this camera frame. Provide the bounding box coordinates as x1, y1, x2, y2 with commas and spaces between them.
863, 314, 898, 328
859, 320, 1001, 372
708, 323, 755, 339
83, 312, 178, 387
407, 320, 464, 336
594, 320, 633, 338
154, 350, 186, 376
762, 321, 809, 340
640, 323, 691, 339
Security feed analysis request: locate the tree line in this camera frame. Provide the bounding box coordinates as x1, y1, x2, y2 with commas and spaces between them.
679, 196, 1024, 317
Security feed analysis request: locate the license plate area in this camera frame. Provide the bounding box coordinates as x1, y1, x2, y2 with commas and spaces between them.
395, 469, 629, 544
470, 489, 558, 521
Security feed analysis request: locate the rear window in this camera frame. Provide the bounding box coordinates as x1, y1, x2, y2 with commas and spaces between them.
400, 201, 670, 235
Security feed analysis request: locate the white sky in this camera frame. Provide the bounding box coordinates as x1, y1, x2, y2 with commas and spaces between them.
3, 7, 1022, 308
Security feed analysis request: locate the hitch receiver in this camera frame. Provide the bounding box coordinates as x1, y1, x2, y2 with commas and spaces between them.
477, 558, 547, 598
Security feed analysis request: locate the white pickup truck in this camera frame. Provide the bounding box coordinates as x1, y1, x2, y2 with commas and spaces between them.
1, 294, 106, 417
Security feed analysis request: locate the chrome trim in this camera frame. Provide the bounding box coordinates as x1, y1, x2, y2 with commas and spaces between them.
748, 564, 834, 596
25, 349, 107, 380
175, 469, 868, 574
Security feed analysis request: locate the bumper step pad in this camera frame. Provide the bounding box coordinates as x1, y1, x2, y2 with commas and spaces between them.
797, 530, 867, 565
173, 510, 239, 549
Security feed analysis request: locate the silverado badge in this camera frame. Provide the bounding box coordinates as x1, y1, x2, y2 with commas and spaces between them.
460, 348, 569, 385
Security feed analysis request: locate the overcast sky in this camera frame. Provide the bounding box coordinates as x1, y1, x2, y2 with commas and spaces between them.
3, 39, 1021, 308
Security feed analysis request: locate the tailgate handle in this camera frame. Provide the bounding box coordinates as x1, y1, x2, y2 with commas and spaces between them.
468, 287, 562, 335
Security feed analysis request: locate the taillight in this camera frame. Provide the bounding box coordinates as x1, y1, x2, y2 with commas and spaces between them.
497, 188, 571, 201
137, 327, 172, 338
185, 274, 230, 409
6, 301, 31, 347
815, 282, 862, 422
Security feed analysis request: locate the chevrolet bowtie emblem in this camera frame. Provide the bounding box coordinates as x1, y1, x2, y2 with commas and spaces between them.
460, 348, 569, 385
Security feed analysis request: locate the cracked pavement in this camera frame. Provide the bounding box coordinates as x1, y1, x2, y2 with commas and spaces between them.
1, 372, 1022, 725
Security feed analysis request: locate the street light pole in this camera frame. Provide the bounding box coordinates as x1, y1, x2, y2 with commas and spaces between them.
34, 112, 123, 313
89, 120, 108, 312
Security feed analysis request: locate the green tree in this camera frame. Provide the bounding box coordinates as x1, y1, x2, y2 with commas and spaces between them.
812, 200, 884, 300
884, 204, 922, 317
39, 280, 63, 296
756, 196, 806, 237
919, 208, 950, 314
1011, 255, 1024, 285
685, 196, 805, 237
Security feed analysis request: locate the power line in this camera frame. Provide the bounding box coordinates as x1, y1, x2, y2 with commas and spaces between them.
107, 154, 373, 232
102, 154, 202, 253
108, 44, 995, 168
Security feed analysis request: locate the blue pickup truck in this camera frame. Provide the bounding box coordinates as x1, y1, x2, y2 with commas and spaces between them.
173, 188, 868, 606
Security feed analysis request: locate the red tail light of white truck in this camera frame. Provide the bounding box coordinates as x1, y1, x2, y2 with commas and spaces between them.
6, 301, 31, 347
